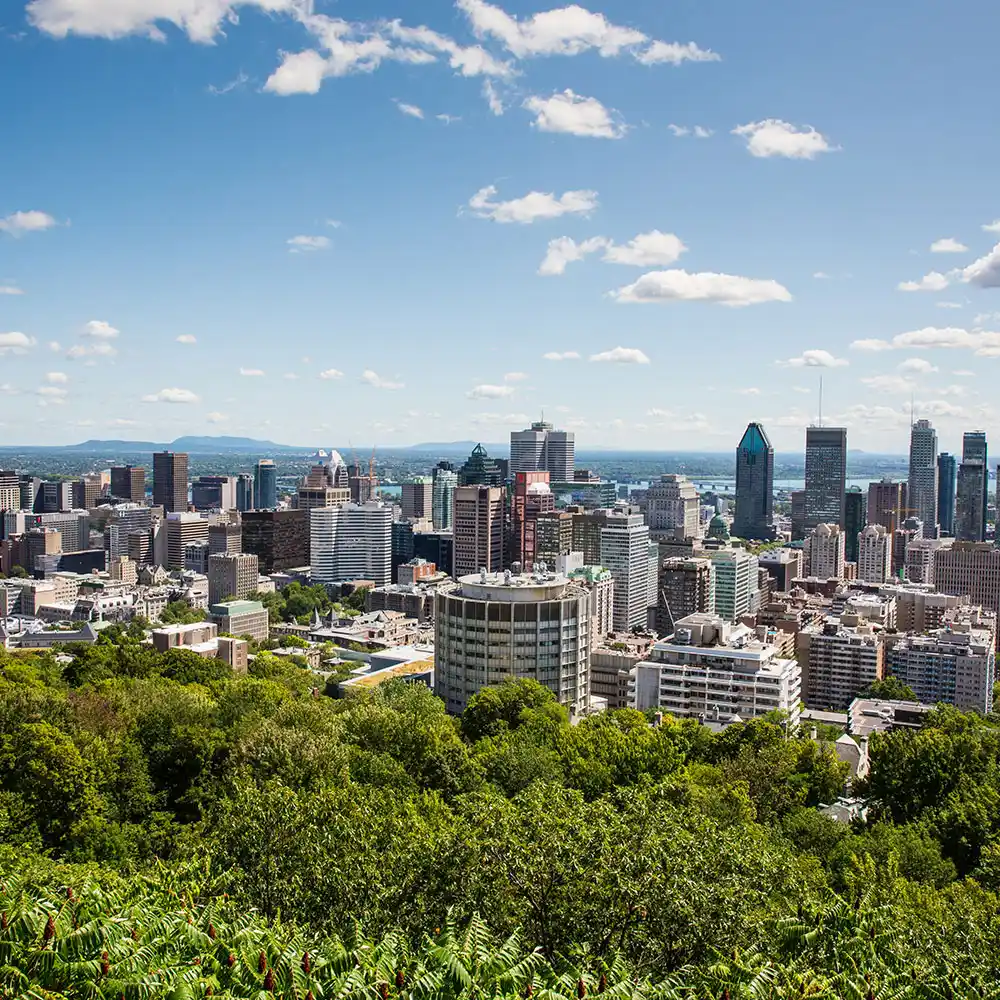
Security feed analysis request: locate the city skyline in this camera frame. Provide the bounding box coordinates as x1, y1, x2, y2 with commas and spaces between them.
2, 0, 1000, 450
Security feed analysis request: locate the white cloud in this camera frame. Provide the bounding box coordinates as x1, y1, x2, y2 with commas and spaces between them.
589, 346, 650, 364
778, 349, 848, 368
936, 385, 966, 396
538, 235, 607, 275
470, 411, 531, 426
693, 125, 712, 138
937, 301, 964, 309
603, 230, 686, 267
0, 285, 23, 295
67, 341, 115, 360
283, 373, 299, 380
362, 369, 404, 389
636, 40, 719, 65
239, 367, 265, 376
983, 220, 1000, 233
483, 79, 505, 115
898, 357, 938, 374
467, 383, 516, 398
889, 326, 1000, 356
396, 101, 424, 119
0, 332, 36, 355
36, 385, 68, 404
142, 387, 200, 404
850, 338, 892, 352
83, 320, 119, 339
930, 237, 968, 254
611, 269, 792, 307
959, 243, 1000, 288
539, 230, 686, 275
318, 368, 344, 379
45, 371, 69, 383
953, 370, 975, 377
668, 124, 690, 137
898, 270, 950, 292
469, 184, 598, 224
523, 89, 625, 138
386, 20, 512, 77
543, 350, 580, 360
206, 412, 229, 423
265, 50, 330, 96
737, 387, 761, 395
436, 114, 461, 124
326, 219, 342, 229
0, 210, 57, 236
208, 71, 249, 95
860, 374, 915, 394
504, 371, 528, 381
732, 119, 835, 159
287, 234, 331, 252
48, 341, 61, 352
456, 0, 718, 66
176, 334, 197, 344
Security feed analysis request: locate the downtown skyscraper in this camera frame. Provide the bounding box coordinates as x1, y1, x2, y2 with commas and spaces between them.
509, 421, 575, 482
733, 422, 775, 541
956, 432, 989, 542
937, 453, 957, 536
152, 451, 189, 514
908, 419, 938, 534
804, 426, 847, 531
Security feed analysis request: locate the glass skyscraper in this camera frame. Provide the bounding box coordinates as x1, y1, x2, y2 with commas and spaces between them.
844, 487, 866, 563
733, 422, 775, 540
908, 419, 938, 533
956, 432, 988, 542
804, 426, 847, 531
253, 459, 278, 510
937, 453, 957, 536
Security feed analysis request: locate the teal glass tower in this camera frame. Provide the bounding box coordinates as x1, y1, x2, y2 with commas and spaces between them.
733, 422, 776, 541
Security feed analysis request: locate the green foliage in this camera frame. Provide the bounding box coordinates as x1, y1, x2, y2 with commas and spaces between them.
158, 600, 207, 625
860, 676, 918, 701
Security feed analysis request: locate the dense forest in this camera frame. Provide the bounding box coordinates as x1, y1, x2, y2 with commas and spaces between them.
1, 631, 999, 998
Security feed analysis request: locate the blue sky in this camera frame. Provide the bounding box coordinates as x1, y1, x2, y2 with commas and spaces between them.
2, 0, 1000, 452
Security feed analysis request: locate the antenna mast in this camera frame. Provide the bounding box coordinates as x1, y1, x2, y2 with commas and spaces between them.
818, 376, 824, 427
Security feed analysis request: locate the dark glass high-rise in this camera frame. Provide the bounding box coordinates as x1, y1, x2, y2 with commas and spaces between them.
733, 422, 775, 540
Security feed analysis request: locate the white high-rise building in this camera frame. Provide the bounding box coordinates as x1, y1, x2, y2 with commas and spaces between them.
644, 474, 701, 540
908, 419, 939, 534
208, 551, 259, 605
631, 613, 802, 726
705, 545, 759, 622
310, 502, 393, 587
857, 523, 892, 583
435, 570, 591, 717
600, 510, 651, 630
799, 613, 885, 710
510, 421, 574, 481
803, 523, 846, 579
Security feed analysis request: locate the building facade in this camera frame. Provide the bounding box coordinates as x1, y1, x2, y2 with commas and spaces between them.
253, 459, 278, 510
803, 523, 846, 579
509, 421, 575, 481
857, 523, 892, 583
655, 557, 714, 635
645, 474, 701, 541
804, 426, 847, 531
933, 542, 1000, 610
937, 452, 957, 536
431, 463, 458, 530
908, 419, 938, 535
799, 614, 885, 710
401, 477, 434, 521
153, 452, 189, 514
452, 485, 505, 577
208, 551, 260, 605
310, 502, 393, 587
600, 510, 652, 630
844, 487, 866, 564
434, 570, 591, 717
705, 545, 759, 622
110, 465, 145, 502
241, 509, 309, 573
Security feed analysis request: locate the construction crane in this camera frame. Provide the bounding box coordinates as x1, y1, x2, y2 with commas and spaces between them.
368, 446, 379, 499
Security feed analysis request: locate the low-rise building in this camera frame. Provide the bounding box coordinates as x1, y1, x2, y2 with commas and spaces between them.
591, 633, 655, 710
630, 612, 802, 727
209, 599, 269, 643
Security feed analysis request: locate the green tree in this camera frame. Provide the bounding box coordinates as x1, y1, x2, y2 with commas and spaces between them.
860, 676, 918, 701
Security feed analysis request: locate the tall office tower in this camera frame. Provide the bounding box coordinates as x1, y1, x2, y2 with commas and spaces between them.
857, 523, 892, 583
103, 523, 123, 562
236, 474, 254, 513
431, 462, 458, 530
153, 452, 189, 513
956, 460, 987, 542
241, 509, 309, 573
937, 453, 957, 536
600, 510, 652, 630
655, 557, 715, 635
804, 426, 847, 531
509, 420, 575, 481
789, 490, 807, 541
452, 486, 505, 577
645, 474, 701, 540
510, 472, 555, 570
803, 523, 845, 579
72, 473, 105, 510
843, 487, 866, 563
191, 476, 237, 511
535, 510, 573, 568
733, 422, 776, 541
17, 476, 41, 511
0, 470, 19, 513
208, 551, 260, 605
164, 512, 209, 569
36, 481, 73, 513
310, 502, 393, 587
956, 431, 988, 542
434, 569, 591, 717
908, 419, 938, 534
705, 546, 759, 622
110, 465, 146, 502
401, 477, 434, 520
867, 479, 907, 533
297, 457, 351, 510
209, 521, 242, 555
253, 459, 278, 510
572, 508, 610, 565
458, 444, 504, 487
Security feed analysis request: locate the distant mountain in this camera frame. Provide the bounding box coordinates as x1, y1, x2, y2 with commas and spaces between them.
403, 441, 506, 454
61, 436, 307, 454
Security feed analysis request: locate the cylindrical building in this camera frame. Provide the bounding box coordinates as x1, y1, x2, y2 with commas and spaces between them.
434, 570, 591, 717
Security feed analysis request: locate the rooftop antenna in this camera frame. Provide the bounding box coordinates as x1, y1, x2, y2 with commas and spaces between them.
910, 392, 915, 428
817, 375, 824, 427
